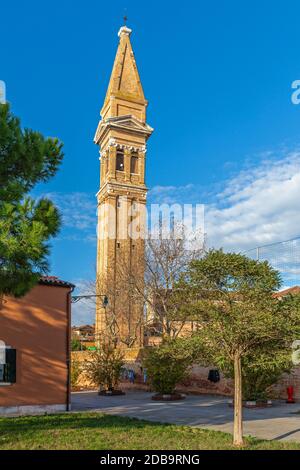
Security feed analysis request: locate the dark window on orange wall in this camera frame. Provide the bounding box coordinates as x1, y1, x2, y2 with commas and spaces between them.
0, 348, 16, 383
131, 154, 138, 174
116, 150, 124, 171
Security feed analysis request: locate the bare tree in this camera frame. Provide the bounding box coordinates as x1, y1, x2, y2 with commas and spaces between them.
81, 258, 145, 349
94, 270, 144, 349
145, 228, 204, 339
117, 224, 205, 340
84, 225, 205, 347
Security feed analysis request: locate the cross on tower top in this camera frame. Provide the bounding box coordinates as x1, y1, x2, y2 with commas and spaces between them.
123, 6, 128, 25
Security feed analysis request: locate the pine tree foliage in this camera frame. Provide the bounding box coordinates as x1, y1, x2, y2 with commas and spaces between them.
0, 103, 63, 297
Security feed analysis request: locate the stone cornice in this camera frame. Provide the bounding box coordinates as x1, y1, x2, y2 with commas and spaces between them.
99, 143, 147, 159
94, 115, 153, 145
96, 181, 147, 203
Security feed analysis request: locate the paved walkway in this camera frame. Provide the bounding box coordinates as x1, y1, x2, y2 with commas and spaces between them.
72, 391, 300, 442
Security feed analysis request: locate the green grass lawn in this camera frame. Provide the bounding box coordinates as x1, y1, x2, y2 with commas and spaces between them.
0, 412, 300, 450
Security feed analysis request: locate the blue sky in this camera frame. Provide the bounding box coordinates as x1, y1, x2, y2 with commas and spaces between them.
2, 0, 300, 322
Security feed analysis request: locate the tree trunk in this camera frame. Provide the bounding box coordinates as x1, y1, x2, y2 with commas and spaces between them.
233, 354, 243, 446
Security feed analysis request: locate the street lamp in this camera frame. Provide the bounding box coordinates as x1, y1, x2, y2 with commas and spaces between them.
71, 294, 109, 309
102, 295, 109, 308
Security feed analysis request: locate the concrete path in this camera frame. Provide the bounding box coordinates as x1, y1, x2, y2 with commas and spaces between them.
72, 391, 300, 442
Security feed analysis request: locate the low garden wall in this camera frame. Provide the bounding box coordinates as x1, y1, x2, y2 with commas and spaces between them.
71, 351, 300, 401
71, 350, 147, 391
72, 351, 234, 396
270, 367, 300, 400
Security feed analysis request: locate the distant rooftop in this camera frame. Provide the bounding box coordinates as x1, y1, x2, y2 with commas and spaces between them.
273, 286, 300, 298
72, 324, 95, 331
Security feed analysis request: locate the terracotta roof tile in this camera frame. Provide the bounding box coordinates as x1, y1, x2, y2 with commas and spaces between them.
273, 286, 300, 298
39, 276, 75, 289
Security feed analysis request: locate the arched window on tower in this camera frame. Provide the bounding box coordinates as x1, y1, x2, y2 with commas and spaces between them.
116, 149, 124, 171
130, 152, 138, 174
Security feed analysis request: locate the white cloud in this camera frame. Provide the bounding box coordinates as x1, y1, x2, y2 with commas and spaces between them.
148, 149, 300, 288
71, 279, 95, 326
149, 150, 300, 252
38, 191, 97, 243
71, 301, 94, 326
206, 152, 300, 251
148, 184, 199, 205
45, 192, 96, 230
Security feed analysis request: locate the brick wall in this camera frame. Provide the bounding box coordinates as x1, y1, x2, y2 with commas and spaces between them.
71, 351, 300, 401
270, 367, 300, 400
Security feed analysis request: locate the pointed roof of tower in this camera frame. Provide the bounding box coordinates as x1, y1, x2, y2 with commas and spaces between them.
102, 25, 146, 110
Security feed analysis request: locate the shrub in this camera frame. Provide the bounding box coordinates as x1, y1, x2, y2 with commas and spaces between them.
84, 345, 124, 392
71, 337, 86, 351
242, 368, 281, 401
71, 357, 81, 388
222, 352, 292, 401
143, 340, 192, 395
242, 355, 292, 401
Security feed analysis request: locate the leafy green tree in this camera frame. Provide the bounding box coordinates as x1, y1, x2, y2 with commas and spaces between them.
179, 250, 300, 446
143, 339, 193, 395
0, 103, 63, 298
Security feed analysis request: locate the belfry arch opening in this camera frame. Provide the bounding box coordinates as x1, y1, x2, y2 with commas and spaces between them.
130, 152, 138, 174
116, 149, 124, 171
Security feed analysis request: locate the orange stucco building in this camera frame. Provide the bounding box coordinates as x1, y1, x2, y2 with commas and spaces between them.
0, 276, 74, 416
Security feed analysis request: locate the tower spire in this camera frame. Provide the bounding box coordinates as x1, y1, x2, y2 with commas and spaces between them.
94, 26, 153, 348
98, 23, 147, 124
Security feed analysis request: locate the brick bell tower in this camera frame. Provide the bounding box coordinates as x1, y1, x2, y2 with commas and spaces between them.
94, 24, 153, 348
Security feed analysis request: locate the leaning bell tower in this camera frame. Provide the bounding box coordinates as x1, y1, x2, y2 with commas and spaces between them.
94, 24, 153, 348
